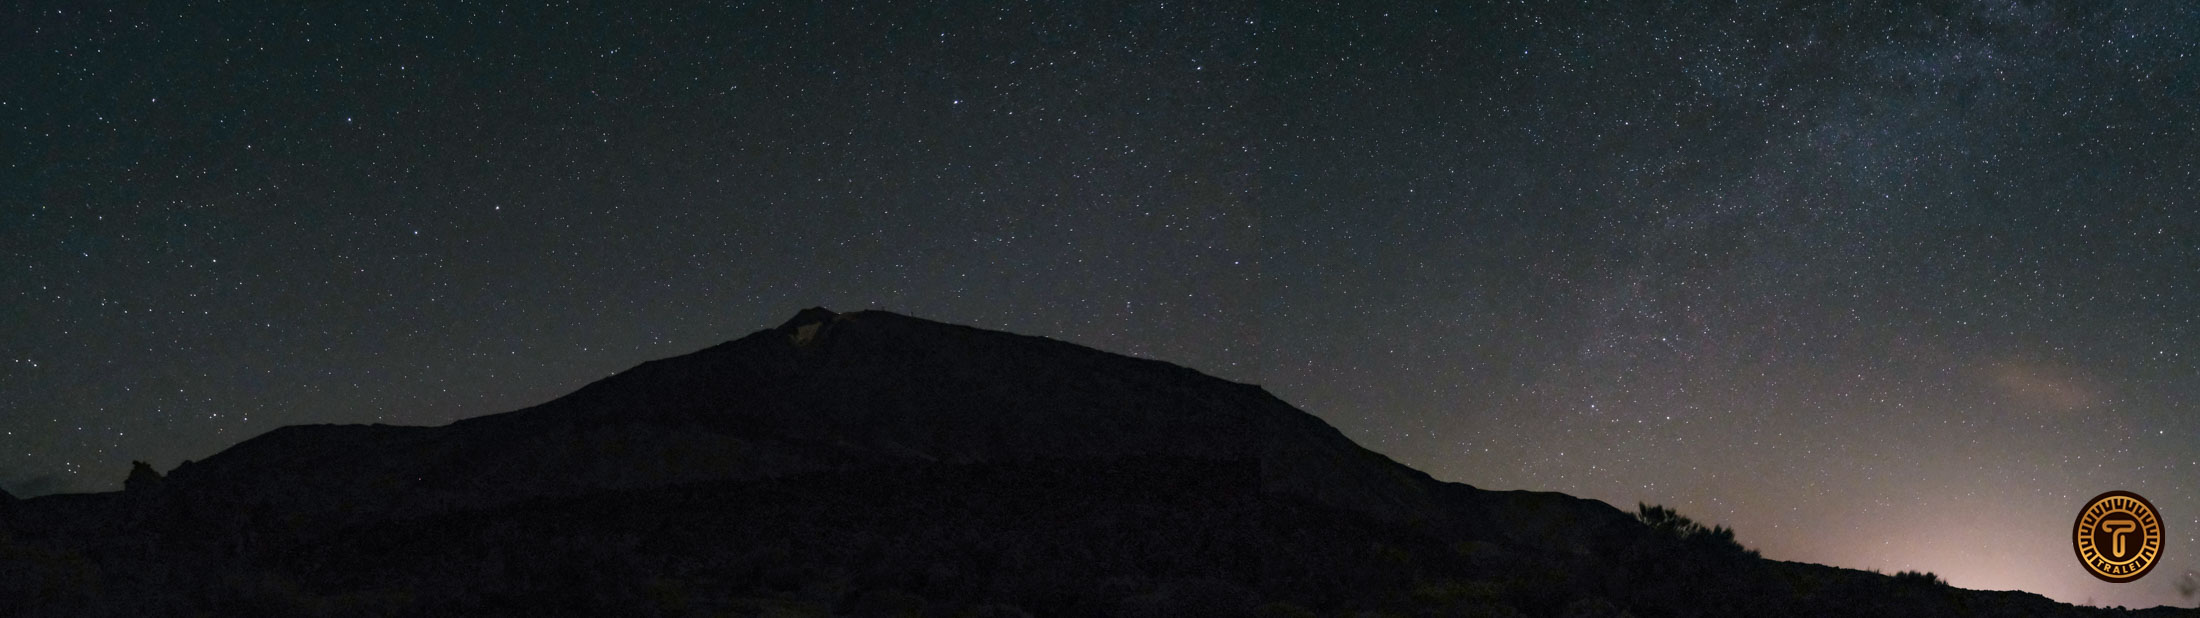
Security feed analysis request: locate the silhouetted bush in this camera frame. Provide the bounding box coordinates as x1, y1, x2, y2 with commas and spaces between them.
1893, 570, 1945, 587
1635, 503, 1759, 558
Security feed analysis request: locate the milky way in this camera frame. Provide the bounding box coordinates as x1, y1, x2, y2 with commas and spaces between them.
5, 1, 2196, 608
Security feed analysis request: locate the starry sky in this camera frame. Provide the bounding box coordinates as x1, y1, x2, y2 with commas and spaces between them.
5, 0, 2198, 609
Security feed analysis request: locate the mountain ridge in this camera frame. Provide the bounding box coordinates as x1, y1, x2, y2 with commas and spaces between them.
3, 308, 2186, 617
129, 308, 1629, 550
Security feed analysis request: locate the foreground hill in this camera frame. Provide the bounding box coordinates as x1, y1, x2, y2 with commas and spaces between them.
2, 309, 2187, 616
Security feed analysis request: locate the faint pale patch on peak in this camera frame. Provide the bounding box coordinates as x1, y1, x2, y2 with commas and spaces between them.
780, 307, 837, 346
781, 307, 856, 347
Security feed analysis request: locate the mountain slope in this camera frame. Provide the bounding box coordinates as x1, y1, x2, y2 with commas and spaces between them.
2, 309, 2184, 617
131, 309, 1630, 549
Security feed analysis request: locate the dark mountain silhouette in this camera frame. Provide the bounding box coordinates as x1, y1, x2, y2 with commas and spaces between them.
1, 309, 2189, 617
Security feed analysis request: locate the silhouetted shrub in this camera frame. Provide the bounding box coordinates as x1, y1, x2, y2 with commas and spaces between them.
1893, 570, 1945, 587
1635, 503, 1758, 558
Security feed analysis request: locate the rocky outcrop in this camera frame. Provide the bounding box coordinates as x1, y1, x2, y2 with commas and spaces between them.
122, 462, 163, 494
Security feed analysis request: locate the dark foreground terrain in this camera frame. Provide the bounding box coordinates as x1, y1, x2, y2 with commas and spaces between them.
2, 309, 2190, 617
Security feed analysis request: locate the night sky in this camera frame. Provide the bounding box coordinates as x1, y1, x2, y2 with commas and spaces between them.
6, 0, 2198, 608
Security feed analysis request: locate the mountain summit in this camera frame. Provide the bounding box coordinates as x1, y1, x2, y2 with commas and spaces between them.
2, 309, 2177, 616
144, 309, 1614, 534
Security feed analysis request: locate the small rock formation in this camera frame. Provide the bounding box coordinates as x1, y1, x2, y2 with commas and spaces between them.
123, 460, 164, 493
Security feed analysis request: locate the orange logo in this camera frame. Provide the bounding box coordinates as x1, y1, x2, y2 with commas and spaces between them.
2073, 491, 2163, 583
